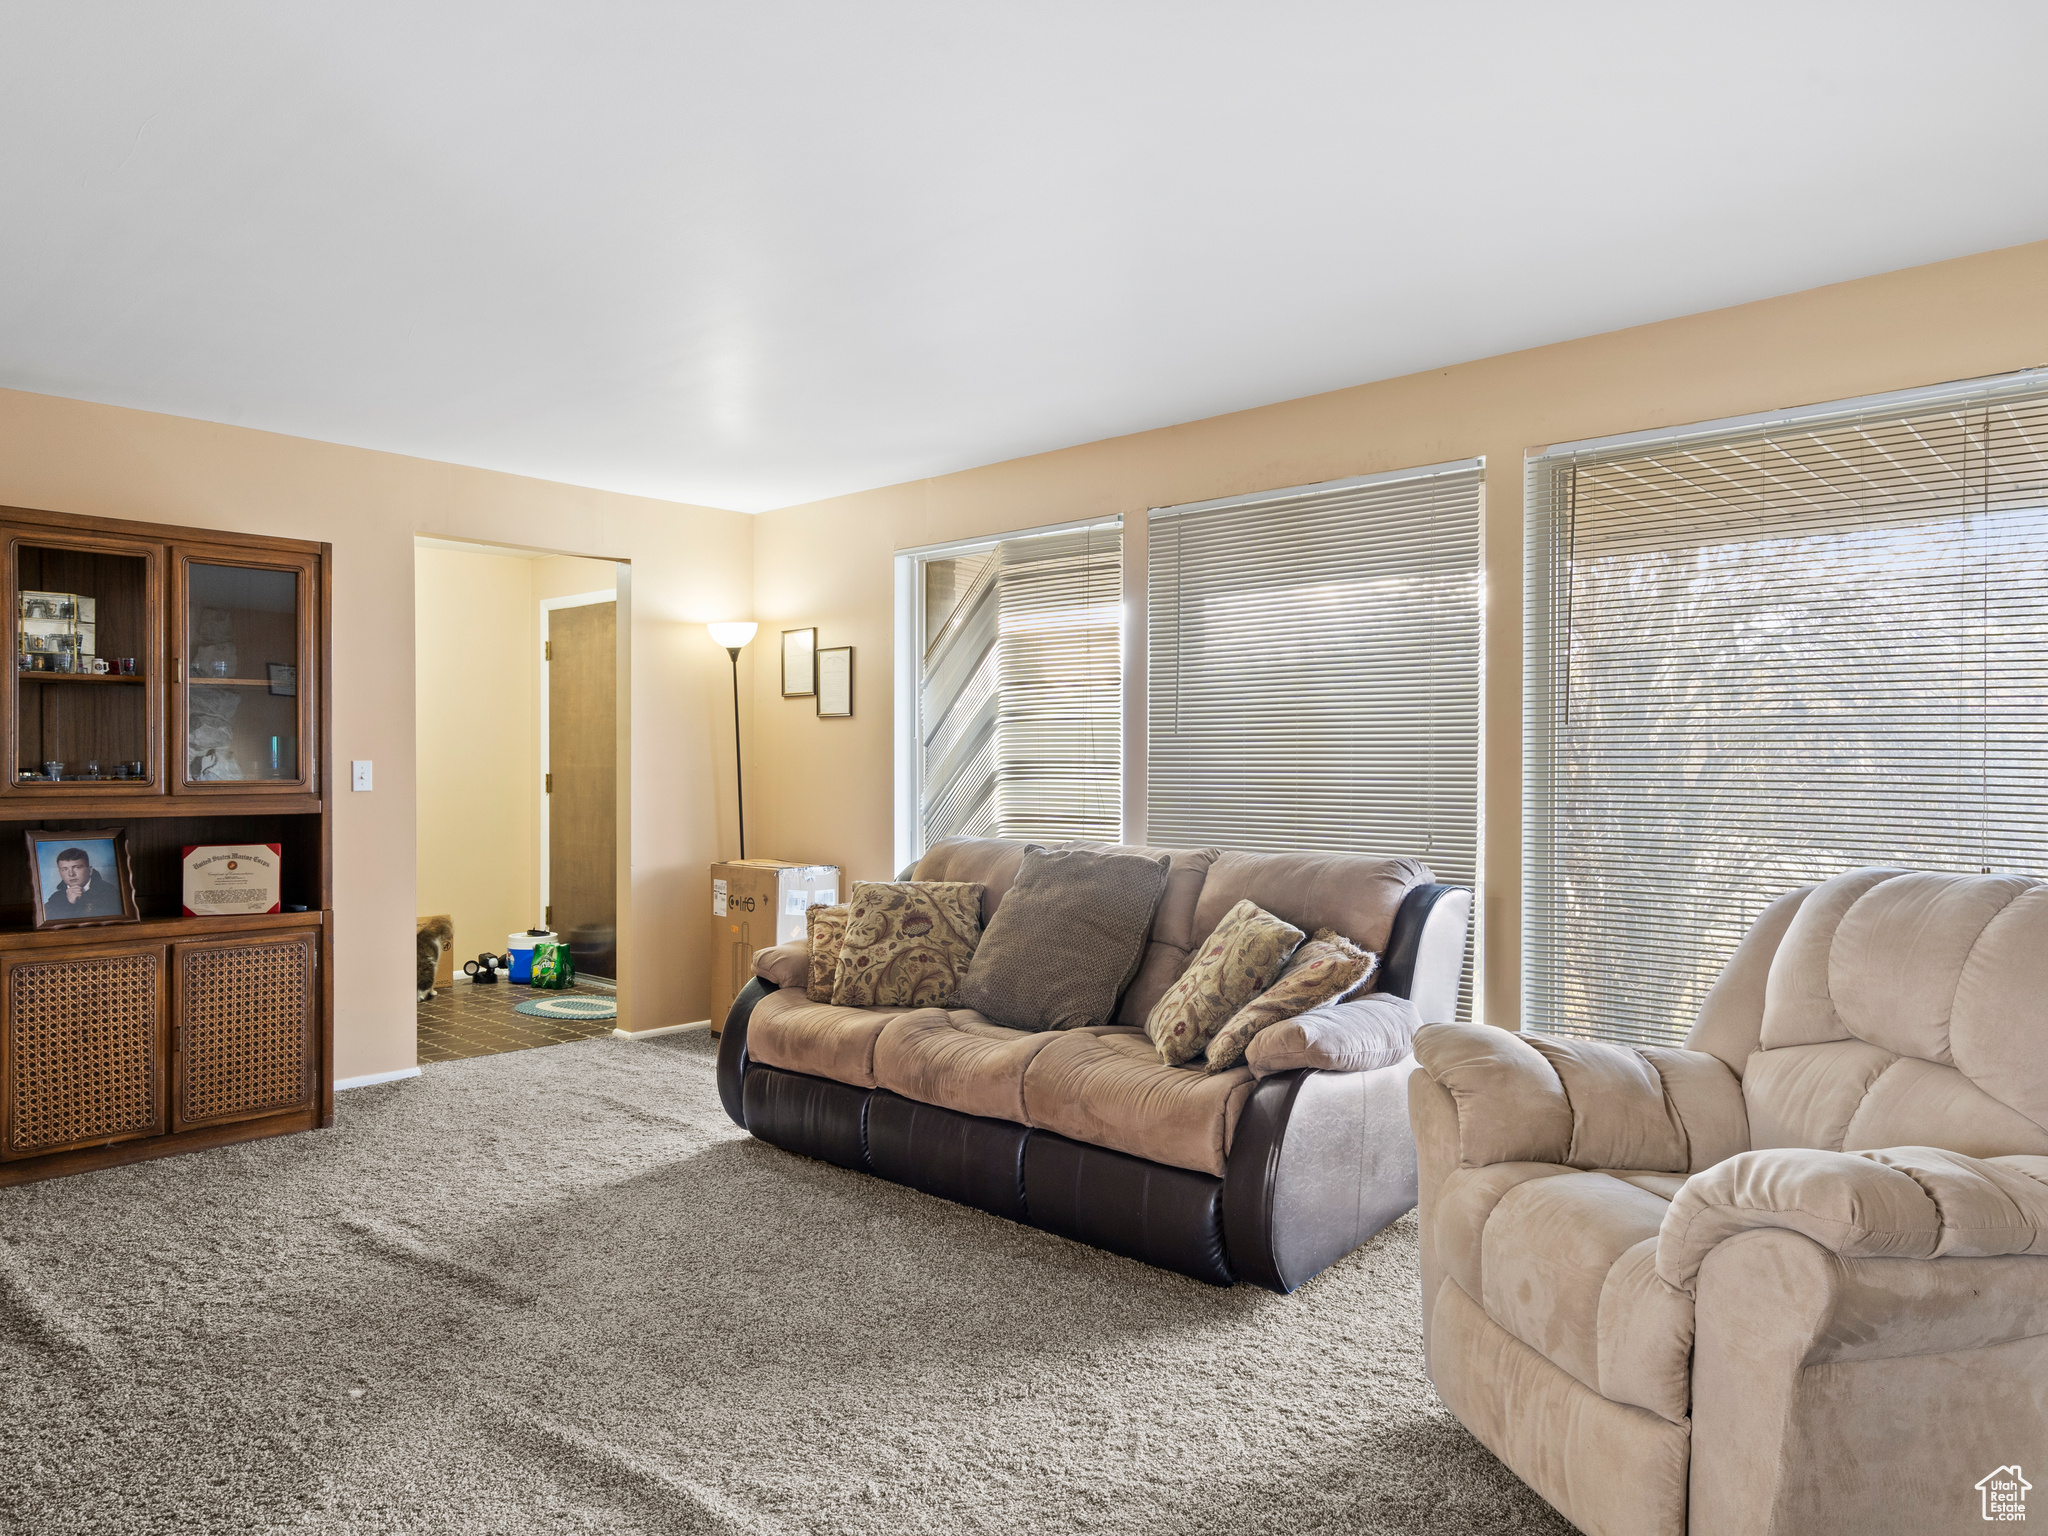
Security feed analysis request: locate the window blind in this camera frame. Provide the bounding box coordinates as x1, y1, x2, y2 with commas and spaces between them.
916, 522, 1121, 852
1525, 378, 2048, 1048
1148, 464, 1483, 1018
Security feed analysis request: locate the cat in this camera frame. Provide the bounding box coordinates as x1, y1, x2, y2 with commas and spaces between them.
416, 916, 454, 1001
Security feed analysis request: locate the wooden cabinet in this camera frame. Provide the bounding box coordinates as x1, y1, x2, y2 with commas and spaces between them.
0, 501, 331, 1187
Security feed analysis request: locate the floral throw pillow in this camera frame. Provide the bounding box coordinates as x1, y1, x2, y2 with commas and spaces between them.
804, 903, 851, 1003
830, 881, 985, 1009
1203, 928, 1378, 1074
1145, 899, 1304, 1066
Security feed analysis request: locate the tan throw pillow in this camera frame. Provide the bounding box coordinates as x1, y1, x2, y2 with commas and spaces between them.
804, 903, 851, 1003
831, 881, 984, 1008
1145, 900, 1304, 1066
1204, 928, 1378, 1074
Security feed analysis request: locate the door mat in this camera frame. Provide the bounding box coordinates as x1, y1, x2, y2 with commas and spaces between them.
513, 996, 618, 1022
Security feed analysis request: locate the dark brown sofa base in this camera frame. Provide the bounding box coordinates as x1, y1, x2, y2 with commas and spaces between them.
720, 980, 1420, 1292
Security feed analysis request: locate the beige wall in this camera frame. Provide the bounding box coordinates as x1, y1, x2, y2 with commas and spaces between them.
747, 238, 2048, 1027
0, 389, 753, 1081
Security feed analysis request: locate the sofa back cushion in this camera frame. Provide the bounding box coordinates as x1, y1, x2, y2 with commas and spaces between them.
1745, 867, 2048, 1157
916, 838, 1431, 1028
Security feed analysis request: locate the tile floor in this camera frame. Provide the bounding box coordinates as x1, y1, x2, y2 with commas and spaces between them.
416, 977, 619, 1063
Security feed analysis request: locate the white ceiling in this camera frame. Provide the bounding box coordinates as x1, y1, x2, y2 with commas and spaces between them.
4, 4, 2046, 513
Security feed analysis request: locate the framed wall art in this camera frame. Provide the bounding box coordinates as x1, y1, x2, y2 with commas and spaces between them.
816, 645, 853, 718
781, 626, 816, 697
25, 826, 141, 928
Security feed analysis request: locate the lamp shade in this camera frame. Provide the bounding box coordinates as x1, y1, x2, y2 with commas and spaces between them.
708, 621, 758, 649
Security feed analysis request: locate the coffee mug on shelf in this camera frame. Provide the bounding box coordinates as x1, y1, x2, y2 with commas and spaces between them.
90, 658, 109, 674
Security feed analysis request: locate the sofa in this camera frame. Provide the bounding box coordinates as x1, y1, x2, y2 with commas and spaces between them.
1411, 867, 2048, 1536
716, 836, 1472, 1291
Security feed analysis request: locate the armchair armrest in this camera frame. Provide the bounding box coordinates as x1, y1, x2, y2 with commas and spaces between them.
1659, 1145, 2048, 1292
752, 940, 810, 991
1411, 1022, 1573, 1167
1412, 1022, 1748, 1173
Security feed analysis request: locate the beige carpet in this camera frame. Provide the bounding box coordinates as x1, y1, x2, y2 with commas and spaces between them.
0, 1026, 1572, 1535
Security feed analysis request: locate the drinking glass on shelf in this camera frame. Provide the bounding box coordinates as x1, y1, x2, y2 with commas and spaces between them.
83, 760, 99, 779
128, 760, 142, 778
41, 761, 61, 781
115, 657, 137, 675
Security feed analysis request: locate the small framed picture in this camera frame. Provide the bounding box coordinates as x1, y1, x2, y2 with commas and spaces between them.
781, 627, 816, 697
267, 663, 297, 697
26, 828, 141, 929
816, 645, 853, 718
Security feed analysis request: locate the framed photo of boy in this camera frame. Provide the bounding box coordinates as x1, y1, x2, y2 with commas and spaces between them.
781, 627, 816, 697
26, 828, 141, 929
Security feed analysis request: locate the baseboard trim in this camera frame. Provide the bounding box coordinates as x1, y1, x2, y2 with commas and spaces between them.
337, 1067, 424, 1091
612, 1020, 709, 1040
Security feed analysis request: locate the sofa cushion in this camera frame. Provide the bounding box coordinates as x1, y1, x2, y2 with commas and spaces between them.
804, 903, 851, 1003
1146, 900, 1304, 1065
912, 838, 1031, 926
958, 845, 1171, 1032
1021, 1029, 1257, 1176
872, 1008, 1066, 1123
1478, 1170, 1694, 1424
1189, 850, 1432, 961
746, 989, 911, 1088
1204, 927, 1376, 1073
1243, 991, 1419, 1078
830, 881, 983, 1008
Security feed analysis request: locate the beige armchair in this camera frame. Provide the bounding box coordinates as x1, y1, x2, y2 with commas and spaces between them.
1411, 868, 2048, 1536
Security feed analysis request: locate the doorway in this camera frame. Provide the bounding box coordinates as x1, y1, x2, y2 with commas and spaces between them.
414, 539, 625, 1063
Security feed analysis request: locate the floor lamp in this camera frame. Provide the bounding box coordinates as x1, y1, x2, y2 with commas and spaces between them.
708, 622, 758, 858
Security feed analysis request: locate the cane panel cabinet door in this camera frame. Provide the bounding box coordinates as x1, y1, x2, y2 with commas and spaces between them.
172, 544, 319, 795
5, 529, 165, 798
0, 940, 168, 1160
171, 930, 317, 1132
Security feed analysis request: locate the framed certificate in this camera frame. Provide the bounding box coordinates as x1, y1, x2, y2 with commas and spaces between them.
182, 844, 283, 917
781, 627, 816, 697
816, 645, 853, 718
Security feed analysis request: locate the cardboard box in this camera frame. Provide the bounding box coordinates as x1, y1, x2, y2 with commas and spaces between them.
709, 859, 840, 1033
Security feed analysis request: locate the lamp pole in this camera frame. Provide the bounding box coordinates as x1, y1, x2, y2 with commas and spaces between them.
726, 644, 745, 859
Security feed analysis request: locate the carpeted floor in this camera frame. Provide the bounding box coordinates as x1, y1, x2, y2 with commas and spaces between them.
0, 1026, 1570, 1535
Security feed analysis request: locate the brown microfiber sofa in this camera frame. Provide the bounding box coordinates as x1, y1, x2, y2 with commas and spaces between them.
716, 836, 1472, 1291
1411, 867, 2048, 1536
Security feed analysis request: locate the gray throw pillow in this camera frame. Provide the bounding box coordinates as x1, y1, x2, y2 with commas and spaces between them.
958, 845, 1171, 1032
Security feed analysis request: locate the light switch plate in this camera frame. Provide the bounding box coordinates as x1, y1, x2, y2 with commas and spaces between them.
351, 760, 373, 791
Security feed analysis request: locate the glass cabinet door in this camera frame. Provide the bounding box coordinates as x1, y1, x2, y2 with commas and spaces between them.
8, 534, 162, 794
175, 549, 316, 792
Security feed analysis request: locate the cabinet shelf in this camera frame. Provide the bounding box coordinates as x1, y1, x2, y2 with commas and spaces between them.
16, 673, 144, 685
0, 907, 323, 951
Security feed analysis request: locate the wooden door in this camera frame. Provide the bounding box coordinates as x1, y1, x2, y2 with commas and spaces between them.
4, 530, 165, 798
0, 941, 167, 1159
171, 930, 316, 1131
546, 602, 617, 978
170, 544, 318, 795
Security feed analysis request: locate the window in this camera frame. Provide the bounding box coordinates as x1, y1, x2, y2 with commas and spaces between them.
1147, 462, 1483, 1018
906, 521, 1121, 858
1525, 374, 2048, 1047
